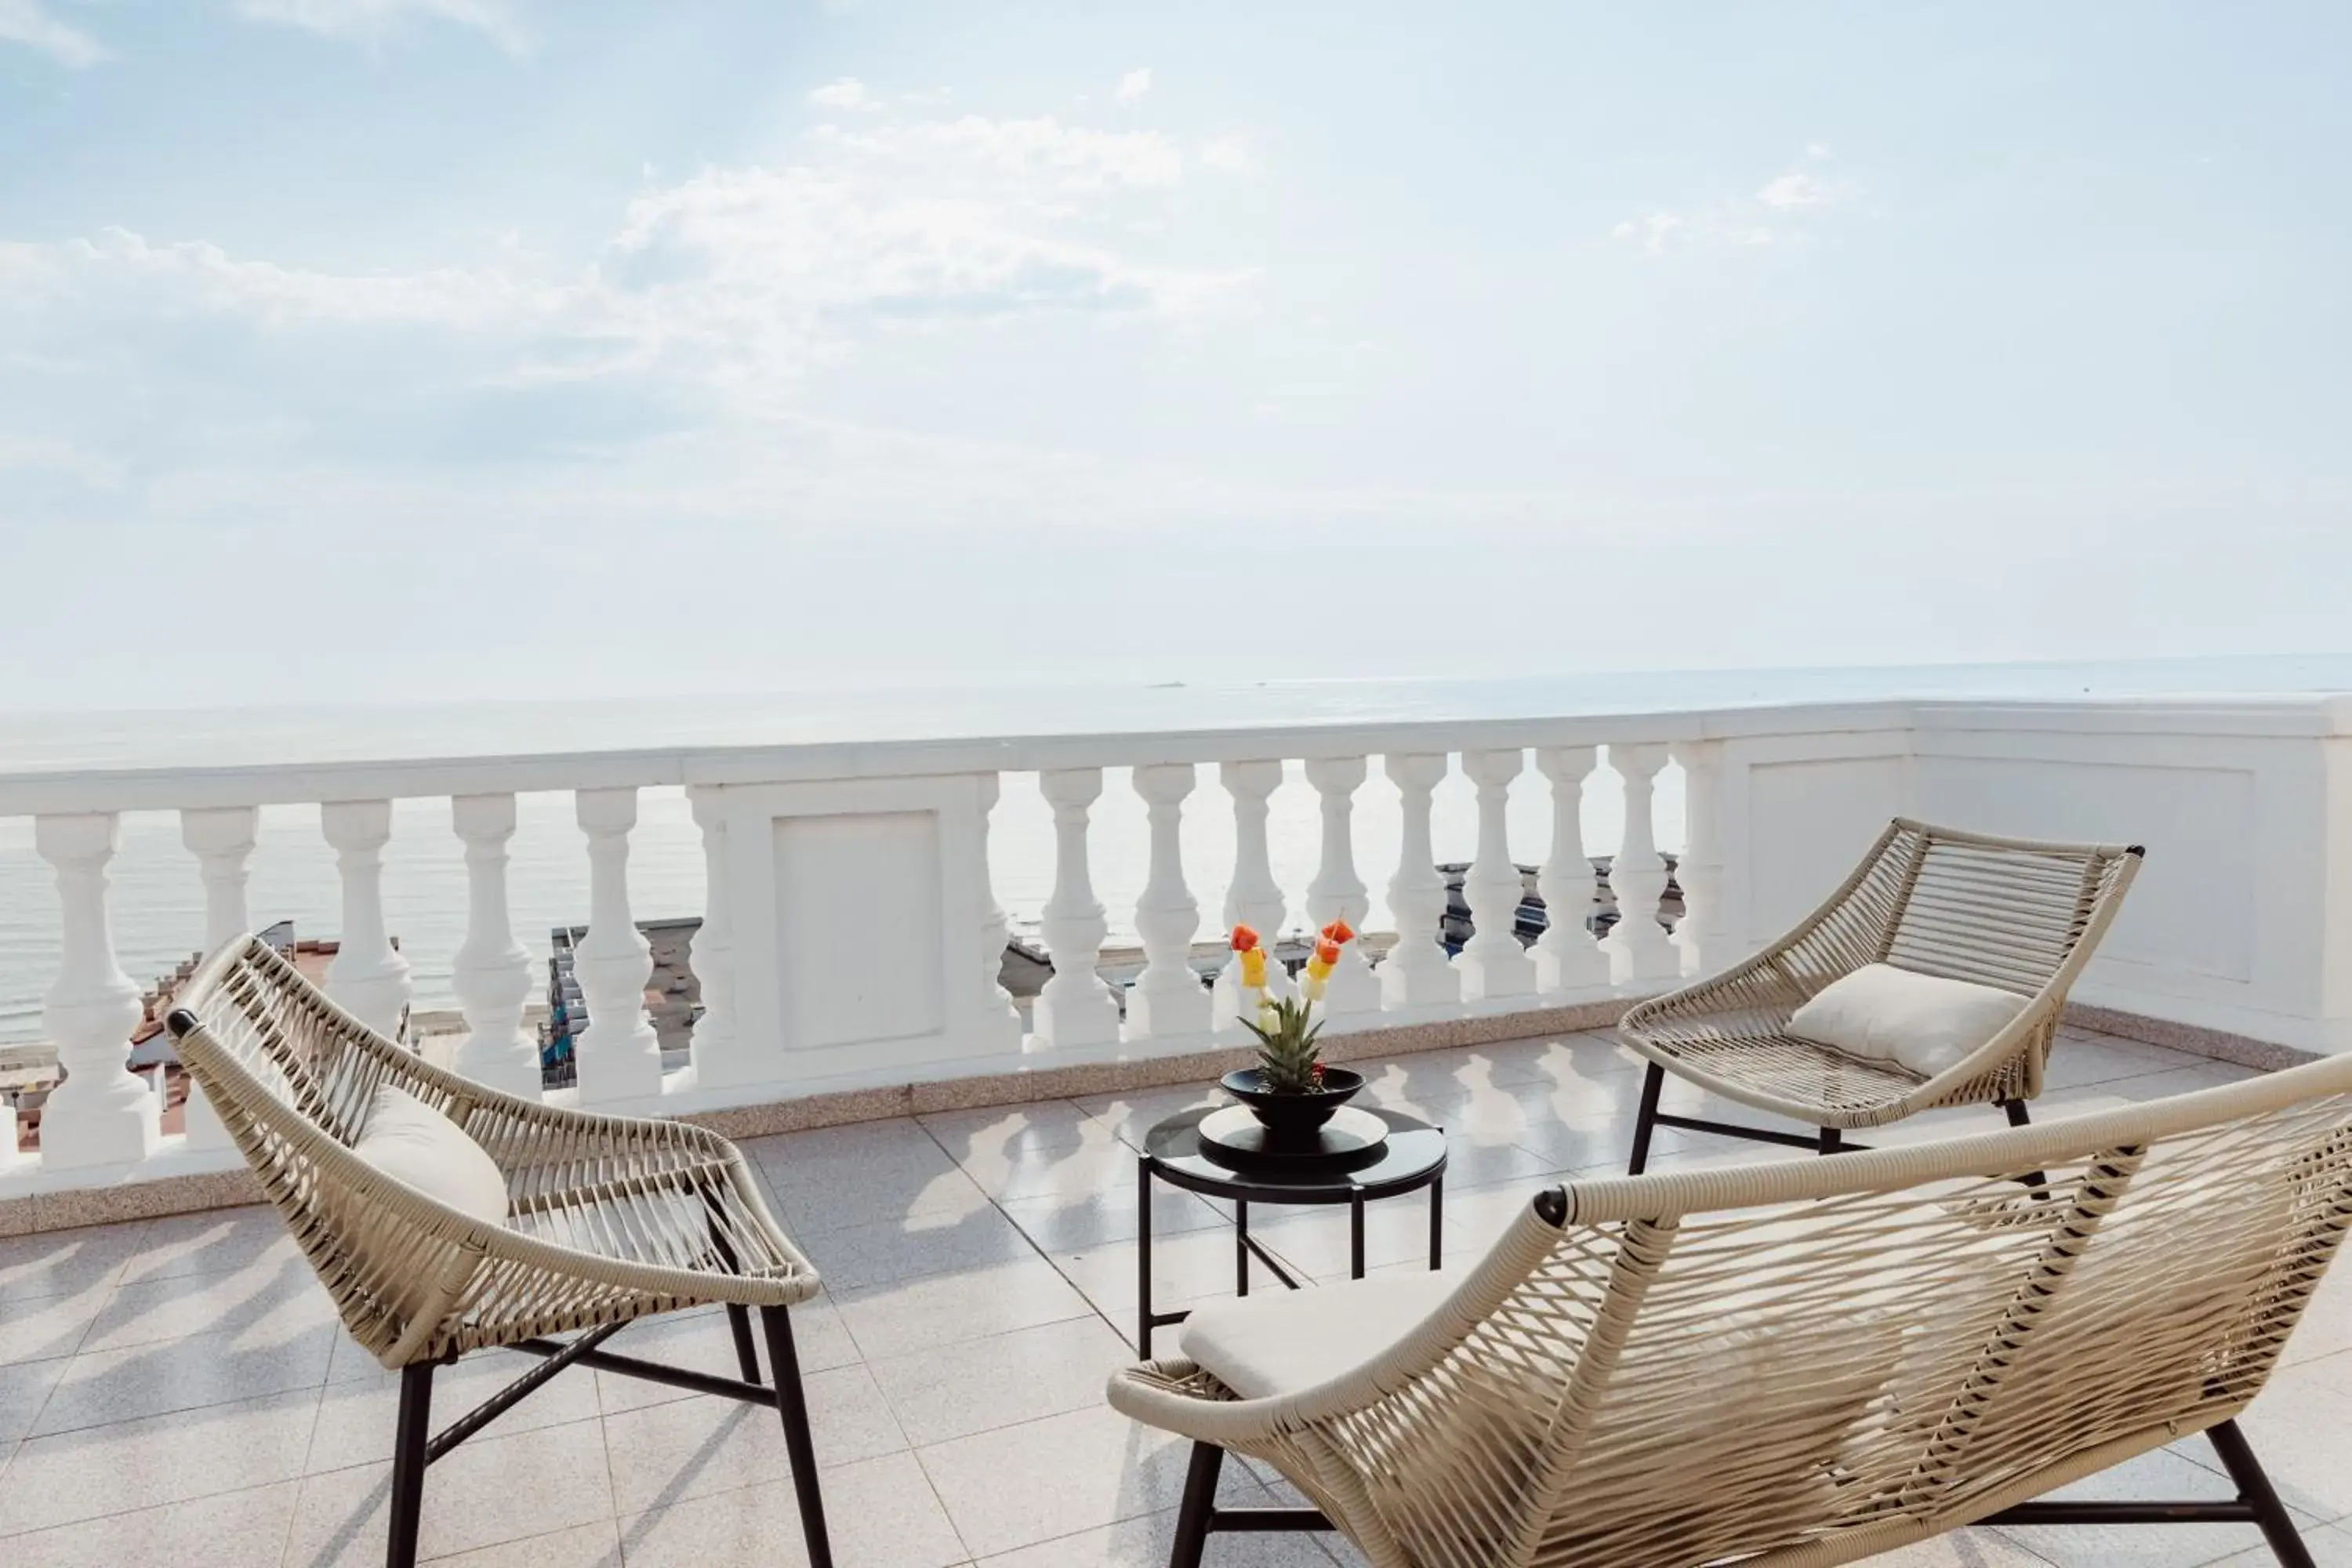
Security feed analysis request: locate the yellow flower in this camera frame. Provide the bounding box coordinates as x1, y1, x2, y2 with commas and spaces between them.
1240, 948, 1268, 989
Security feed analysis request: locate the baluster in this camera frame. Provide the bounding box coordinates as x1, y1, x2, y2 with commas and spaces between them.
1380, 753, 1459, 1010
1456, 750, 1536, 1000
179, 806, 258, 1148
1670, 739, 1727, 978
35, 813, 156, 1170
1534, 748, 1611, 996
1127, 764, 1210, 1040
1601, 743, 1681, 985
1303, 756, 1381, 1018
1210, 760, 1290, 1036
684, 785, 757, 1087
321, 800, 413, 1038
448, 793, 540, 1098
572, 787, 666, 1104
971, 774, 1024, 1052
1033, 768, 1121, 1049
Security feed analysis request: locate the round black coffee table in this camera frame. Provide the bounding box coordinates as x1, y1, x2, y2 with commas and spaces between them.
1134, 1106, 1447, 1356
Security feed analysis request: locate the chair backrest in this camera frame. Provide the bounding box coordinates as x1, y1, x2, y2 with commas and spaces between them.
1356, 1052, 2352, 1568
1773, 818, 2143, 1002
166, 935, 514, 1362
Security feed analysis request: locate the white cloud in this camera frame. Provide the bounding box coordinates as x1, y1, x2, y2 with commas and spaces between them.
808, 78, 877, 111
0, 0, 107, 67
1755, 169, 1834, 209
1114, 67, 1152, 103
1200, 135, 1257, 174
1613, 147, 1847, 255
0, 106, 1250, 416
234, 0, 529, 54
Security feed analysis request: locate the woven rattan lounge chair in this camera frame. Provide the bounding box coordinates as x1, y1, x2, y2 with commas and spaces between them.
165, 935, 833, 1568
1110, 1051, 2352, 1567
1620, 818, 2143, 1171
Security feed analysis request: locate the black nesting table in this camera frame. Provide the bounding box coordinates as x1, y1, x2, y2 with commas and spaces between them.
1134, 1106, 1447, 1356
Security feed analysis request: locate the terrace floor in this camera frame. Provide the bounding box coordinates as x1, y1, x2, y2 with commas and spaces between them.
3, 1027, 2350, 1567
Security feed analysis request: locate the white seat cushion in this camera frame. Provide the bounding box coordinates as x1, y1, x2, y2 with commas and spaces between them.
1178, 1269, 1460, 1399
1788, 962, 2028, 1079
352, 1084, 509, 1227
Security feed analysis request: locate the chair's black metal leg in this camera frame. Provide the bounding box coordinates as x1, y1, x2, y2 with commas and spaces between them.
2005, 1100, 2052, 1194
2207, 1419, 2317, 1567
386, 1361, 435, 1568
760, 1307, 834, 1568
1628, 1062, 1664, 1174
1428, 1174, 1443, 1270
1236, 1197, 1250, 1298
1137, 1154, 1156, 1356
725, 1305, 761, 1384
1168, 1441, 1225, 1568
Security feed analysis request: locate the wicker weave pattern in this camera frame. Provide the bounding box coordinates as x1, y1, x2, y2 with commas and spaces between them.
169, 935, 818, 1370
1619, 818, 2143, 1129
1109, 1055, 2352, 1568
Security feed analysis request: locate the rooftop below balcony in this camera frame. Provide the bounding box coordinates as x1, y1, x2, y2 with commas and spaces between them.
3, 1022, 2350, 1567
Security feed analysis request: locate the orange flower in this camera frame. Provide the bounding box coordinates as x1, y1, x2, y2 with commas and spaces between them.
1230, 924, 1260, 953
1313, 937, 1341, 967
1320, 919, 1356, 946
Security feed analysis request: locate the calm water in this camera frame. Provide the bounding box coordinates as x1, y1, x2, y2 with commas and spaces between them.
4, 653, 2347, 1044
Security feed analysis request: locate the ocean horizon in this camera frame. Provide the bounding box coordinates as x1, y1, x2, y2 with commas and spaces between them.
5, 650, 2349, 1046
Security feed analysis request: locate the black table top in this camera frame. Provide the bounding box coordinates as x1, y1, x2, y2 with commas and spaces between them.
1142, 1105, 1447, 1203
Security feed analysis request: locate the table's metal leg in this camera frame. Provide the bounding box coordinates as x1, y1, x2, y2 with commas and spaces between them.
1136, 1156, 1155, 1357
1428, 1175, 1444, 1270
1235, 1199, 1250, 1297
1350, 1191, 1367, 1279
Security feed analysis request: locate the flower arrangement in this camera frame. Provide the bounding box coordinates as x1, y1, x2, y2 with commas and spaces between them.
1232, 920, 1357, 1094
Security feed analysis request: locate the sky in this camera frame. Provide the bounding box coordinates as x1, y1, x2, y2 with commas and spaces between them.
2, 2, 2348, 711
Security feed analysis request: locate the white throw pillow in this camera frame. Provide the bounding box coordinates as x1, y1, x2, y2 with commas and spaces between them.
1787, 962, 2027, 1079
352, 1084, 510, 1227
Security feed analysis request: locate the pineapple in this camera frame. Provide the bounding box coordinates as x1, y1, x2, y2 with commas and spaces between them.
1244, 995, 1327, 1094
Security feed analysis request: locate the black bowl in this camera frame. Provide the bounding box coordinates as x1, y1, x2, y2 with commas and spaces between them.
1220, 1065, 1367, 1140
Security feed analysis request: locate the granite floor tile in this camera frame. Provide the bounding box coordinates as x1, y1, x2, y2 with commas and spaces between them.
282, 1414, 614, 1566
31, 1319, 336, 1436
832, 1256, 1095, 1363
615, 1450, 964, 1568
0, 1477, 301, 1568
0, 1385, 321, 1537
0, 1222, 152, 1308
917, 1403, 1267, 1559
598, 1362, 906, 1517
307, 1345, 604, 1475
867, 1314, 1131, 1447
77, 1255, 338, 1356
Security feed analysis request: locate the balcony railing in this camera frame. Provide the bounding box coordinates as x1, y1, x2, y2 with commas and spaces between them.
4, 694, 2347, 1214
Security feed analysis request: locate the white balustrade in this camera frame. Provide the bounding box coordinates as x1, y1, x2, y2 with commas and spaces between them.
1127, 764, 1210, 1040
572, 787, 665, 1104
179, 805, 258, 1148
1211, 759, 1290, 1034
970, 774, 1025, 1054
1033, 768, 1121, 1050
1456, 749, 1537, 1000
1380, 753, 1459, 1009
1303, 756, 1381, 1018
36, 813, 156, 1171
448, 793, 541, 1098
1670, 739, 1727, 979
1533, 747, 1610, 996
321, 800, 412, 1038
1601, 743, 1681, 985
17, 695, 2339, 1209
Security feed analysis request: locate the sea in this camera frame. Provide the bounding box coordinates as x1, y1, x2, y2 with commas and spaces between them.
4, 652, 2349, 1046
